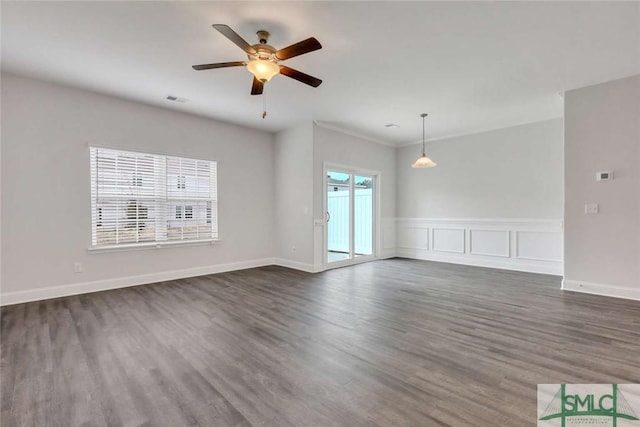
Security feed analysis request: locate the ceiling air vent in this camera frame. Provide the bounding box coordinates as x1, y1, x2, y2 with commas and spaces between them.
166, 95, 188, 103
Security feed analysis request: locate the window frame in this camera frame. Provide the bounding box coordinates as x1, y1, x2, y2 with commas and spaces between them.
88, 146, 219, 252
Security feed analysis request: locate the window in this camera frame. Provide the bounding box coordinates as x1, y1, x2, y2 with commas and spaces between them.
177, 175, 186, 189
90, 147, 217, 248
174, 205, 194, 220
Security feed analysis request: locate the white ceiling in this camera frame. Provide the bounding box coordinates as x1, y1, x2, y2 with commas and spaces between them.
2, 1, 639, 145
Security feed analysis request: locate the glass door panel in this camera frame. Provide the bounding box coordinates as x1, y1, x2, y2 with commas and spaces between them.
326, 170, 351, 263
354, 175, 373, 257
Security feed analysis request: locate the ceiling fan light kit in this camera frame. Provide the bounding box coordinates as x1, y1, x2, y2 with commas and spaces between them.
411, 113, 437, 169
246, 59, 280, 82
244, 30, 279, 82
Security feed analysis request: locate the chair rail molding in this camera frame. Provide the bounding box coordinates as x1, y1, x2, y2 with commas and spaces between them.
394, 217, 563, 275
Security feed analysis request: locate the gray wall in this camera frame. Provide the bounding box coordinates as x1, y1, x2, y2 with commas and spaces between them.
564, 75, 640, 293
1, 73, 275, 294
396, 119, 564, 219
274, 123, 314, 266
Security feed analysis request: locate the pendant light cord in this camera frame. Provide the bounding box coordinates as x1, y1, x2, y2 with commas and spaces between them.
421, 113, 427, 155
422, 116, 425, 155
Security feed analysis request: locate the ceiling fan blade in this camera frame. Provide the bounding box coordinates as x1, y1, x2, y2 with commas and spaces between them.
279, 66, 322, 87
212, 24, 257, 55
192, 61, 245, 71
251, 77, 264, 95
275, 37, 322, 60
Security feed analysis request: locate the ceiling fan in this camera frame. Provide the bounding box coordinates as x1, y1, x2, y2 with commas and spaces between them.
192, 24, 323, 95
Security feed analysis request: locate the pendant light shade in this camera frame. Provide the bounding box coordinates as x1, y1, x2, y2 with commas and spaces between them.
411, 113, 437, 169
411, 155, 436, 168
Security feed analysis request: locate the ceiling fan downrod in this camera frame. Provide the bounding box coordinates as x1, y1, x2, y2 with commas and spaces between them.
256, 30, 270, 45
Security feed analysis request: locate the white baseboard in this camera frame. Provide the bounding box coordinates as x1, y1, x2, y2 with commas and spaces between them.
271, 258, 319, 273
396, 248, 563, 275
0, 258, 273, 306
562, 279, 640, 301
6, 256, 635, 307
381, 250, 397, 259
0, 256, 358, 306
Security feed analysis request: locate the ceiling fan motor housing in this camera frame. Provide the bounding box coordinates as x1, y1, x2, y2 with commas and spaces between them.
249, 44, 277, 62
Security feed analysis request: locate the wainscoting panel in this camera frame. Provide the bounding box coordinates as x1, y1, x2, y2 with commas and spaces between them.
516, 231, 563, 262
432, 228, 465, 254
398, 227, 429, 250
395, 218, 563, 275
469, 230, 510, 258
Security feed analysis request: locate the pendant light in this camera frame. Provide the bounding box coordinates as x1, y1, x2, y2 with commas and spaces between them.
411, 113, 437, 168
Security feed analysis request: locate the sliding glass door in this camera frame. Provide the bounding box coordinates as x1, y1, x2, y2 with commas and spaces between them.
325, 167, 376, 266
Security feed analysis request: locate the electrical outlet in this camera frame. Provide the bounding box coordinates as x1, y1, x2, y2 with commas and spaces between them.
74, 262, 83, 273
584, 203, 599, 214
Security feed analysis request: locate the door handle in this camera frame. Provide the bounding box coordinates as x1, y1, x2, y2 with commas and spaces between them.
326, 211, 331, 222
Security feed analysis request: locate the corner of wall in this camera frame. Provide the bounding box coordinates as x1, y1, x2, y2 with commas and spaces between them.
563, 74, 640, 299
273, 121, 315, 265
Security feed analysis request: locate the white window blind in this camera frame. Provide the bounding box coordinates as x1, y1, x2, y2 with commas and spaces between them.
90, 147, 217, 248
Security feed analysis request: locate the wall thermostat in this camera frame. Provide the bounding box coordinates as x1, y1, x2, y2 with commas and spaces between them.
596, 171, 613, 181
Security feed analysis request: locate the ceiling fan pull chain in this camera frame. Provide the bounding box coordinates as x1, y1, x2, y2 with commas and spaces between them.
262, 89, 267, 119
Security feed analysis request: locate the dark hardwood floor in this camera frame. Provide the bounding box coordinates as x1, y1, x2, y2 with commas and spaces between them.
2, 259, 639, 426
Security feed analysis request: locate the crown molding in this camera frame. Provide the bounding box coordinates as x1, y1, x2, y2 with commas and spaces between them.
313, 121, 397, 148
395, 116, 564, 147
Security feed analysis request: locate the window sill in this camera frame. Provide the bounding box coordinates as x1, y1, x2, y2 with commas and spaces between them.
87, 239, 221, 254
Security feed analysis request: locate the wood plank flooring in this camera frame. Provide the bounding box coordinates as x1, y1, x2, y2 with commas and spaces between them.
2, 259, 639, 426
